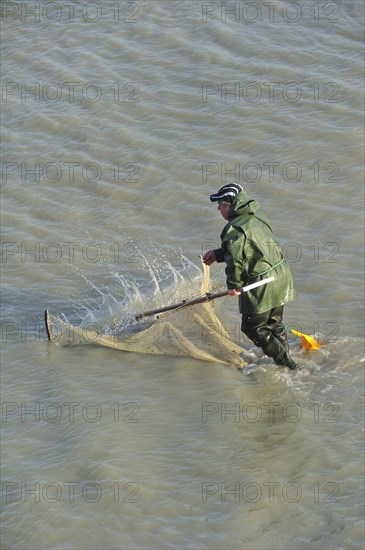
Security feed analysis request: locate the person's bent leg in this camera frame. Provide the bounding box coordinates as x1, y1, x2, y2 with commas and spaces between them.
268, 306, 289, 352
241, 309, 299, 370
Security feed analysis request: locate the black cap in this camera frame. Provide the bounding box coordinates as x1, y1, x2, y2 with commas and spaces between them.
209, 183, 244, 202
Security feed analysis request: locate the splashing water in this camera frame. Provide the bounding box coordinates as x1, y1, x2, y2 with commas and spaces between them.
50, 227, 204, 333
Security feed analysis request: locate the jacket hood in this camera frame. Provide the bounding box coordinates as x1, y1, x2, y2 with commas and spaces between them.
228, 191, 261, 219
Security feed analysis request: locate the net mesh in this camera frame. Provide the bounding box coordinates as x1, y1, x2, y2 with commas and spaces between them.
45, 263, 246, 368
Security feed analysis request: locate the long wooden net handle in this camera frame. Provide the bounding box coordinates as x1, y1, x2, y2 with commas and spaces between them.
135, 276, 275, 320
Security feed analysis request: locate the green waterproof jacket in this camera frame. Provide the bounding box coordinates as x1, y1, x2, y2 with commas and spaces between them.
213, 191, 296, 314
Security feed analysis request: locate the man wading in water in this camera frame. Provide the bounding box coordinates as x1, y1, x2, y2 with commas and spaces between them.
203, 183, 300, 370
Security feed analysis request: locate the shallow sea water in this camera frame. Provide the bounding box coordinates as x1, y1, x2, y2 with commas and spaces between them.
1, 1, 364, 549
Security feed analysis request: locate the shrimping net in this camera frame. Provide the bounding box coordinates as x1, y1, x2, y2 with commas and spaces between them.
45, 263, 246, 368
